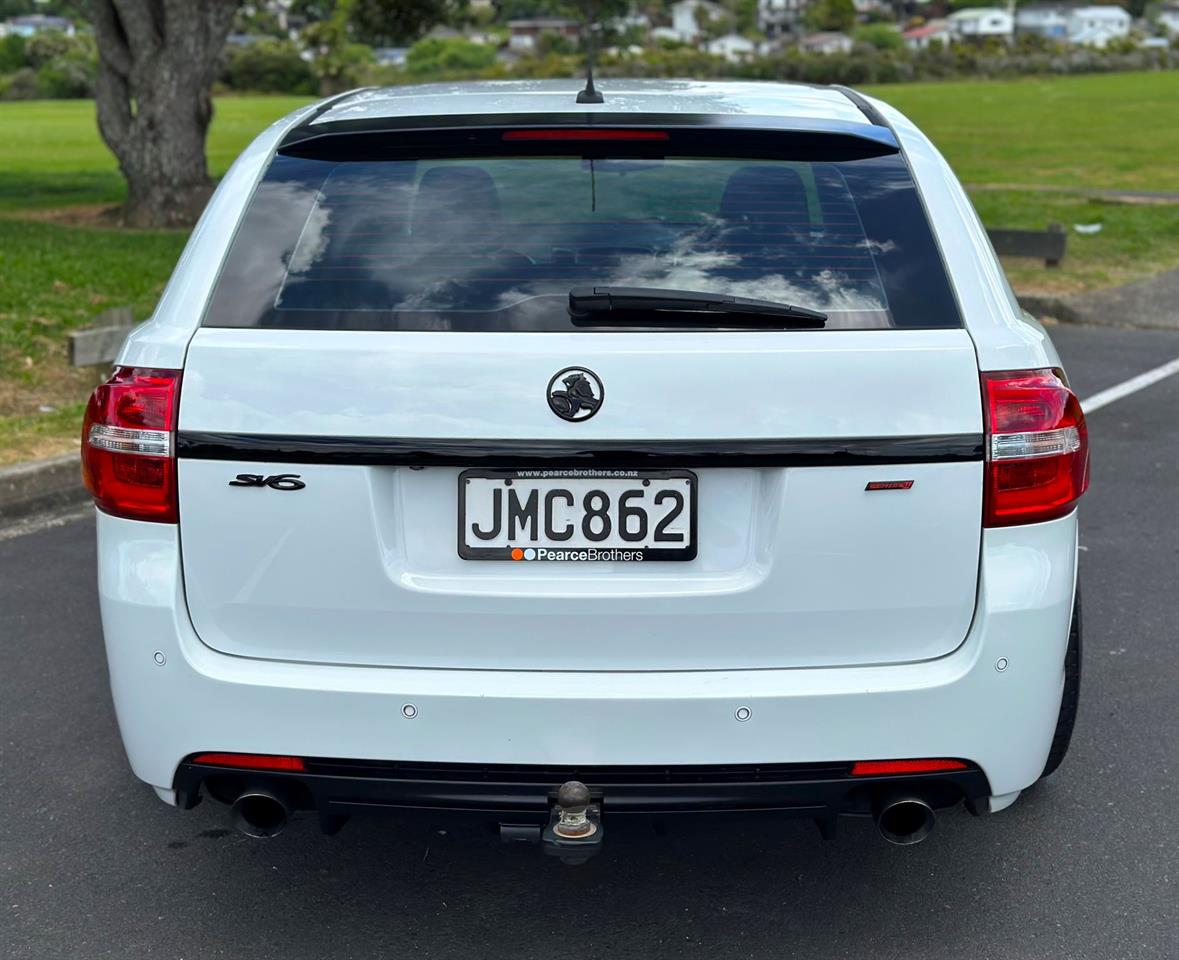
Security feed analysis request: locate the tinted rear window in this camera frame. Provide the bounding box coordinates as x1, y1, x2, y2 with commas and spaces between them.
205, 144, 960, 331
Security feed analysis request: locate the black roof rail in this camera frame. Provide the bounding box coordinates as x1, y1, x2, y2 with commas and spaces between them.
829, 85, 890, 129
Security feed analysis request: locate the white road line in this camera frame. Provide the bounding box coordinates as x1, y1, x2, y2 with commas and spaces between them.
1080, 356, 1179, 414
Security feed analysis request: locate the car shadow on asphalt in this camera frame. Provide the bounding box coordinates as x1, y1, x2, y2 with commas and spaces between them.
142, 785, 1073, 958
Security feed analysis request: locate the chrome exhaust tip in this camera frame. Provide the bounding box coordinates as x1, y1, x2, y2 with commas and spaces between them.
876, 797, 936, 846
230, 788, 291, 839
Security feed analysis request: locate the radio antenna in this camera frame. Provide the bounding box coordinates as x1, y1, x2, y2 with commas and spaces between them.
576, 0, 604, 104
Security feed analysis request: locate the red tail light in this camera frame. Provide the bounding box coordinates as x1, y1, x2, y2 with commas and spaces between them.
982, 368, 1089, 527
81, 366, 181, 523
191, 753, 306, 772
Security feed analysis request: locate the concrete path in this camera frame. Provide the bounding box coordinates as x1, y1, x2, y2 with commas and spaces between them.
1021, 266, 1179, 332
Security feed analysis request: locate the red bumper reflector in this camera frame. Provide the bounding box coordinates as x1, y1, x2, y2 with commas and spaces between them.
502, 129, 669, 141
851, 759, 968, 776
191, 752, 306, 772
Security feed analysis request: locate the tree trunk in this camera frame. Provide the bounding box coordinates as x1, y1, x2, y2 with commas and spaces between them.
92, 0, 240, 229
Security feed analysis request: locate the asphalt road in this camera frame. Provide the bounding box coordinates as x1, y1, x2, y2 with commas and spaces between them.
3, 324, 1177, 960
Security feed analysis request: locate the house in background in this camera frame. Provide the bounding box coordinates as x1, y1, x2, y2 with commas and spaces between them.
372, 47, 409, 67
507, 18, 580, 52
1159, 3, 1179, 34
1067, 5, 1132, 45
1015, 4, 1074, 40
758, 0, 808, 38
652, 0, 725, 43
609, 12, 653, 35
799, 31, 855, 54
948, 7, 1015, 41
226, 32, 264, 48
903, 19, 953, 49
705, 33, 760, 60
4, 13, 76, 37
948, 7, 1016, 41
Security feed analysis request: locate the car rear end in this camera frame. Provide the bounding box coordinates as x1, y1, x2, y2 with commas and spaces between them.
87, 83, 1086, 849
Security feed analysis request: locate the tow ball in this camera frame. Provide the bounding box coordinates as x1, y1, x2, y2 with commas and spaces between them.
542, 780, 604, 864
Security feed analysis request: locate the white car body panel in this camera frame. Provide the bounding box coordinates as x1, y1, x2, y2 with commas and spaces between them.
179, 459, 982, 670
178, 327, 985, 670
179, 327, 982, 440
99, 509, 1077, 811
98, 80, 1081, 817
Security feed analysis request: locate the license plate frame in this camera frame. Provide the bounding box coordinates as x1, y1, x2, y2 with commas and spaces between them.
458, 468, 698, 562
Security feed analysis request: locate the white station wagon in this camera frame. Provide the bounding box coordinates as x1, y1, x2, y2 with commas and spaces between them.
84, 80, 1088, 853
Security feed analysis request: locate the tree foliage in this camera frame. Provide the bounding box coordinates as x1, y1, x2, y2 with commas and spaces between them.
303, 14, 375, 92
223, 39, 318, 94
405, 36, 497, 74
493, 0, 629, 20
289, 0, 335, 21
0, 0, 89, 19
0, 29, 96, 99
24, 31, 81, 68
724, 0, 760, 34
853, 23, 903, 50
347, 0, 467, 46
233, 5, 288, 37
0, 34, 26, 74
805, 0, 856, 32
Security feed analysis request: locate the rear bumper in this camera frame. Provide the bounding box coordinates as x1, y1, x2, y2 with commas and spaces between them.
175, 757, 991, 828
97, 510, 1077, 816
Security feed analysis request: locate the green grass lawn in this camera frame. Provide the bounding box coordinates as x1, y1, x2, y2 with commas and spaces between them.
0, 96, 308, 462
0, 219, 187, 461
1, 74, 1178, 464
0, 96, 311, 211
2, 74, 1176, 203
863, 72, 1179, 192
970, 191, 1179, 295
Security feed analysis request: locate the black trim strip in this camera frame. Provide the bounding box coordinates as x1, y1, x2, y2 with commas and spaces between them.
829, 85, 889, 128
176, 432, 983, 468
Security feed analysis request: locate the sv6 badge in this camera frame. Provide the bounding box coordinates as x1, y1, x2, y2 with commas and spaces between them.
228, 473, 305, 491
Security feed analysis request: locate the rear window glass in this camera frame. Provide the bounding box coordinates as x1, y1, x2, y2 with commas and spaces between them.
205, 147, 961, 331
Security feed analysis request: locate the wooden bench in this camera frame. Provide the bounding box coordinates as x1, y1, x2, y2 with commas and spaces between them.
986, 223, 1068, 268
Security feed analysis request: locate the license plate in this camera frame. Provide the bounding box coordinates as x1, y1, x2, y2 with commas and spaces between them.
459, 469, 697, 561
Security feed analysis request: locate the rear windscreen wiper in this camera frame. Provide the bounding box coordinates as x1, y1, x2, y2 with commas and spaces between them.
568, 286, 827, 328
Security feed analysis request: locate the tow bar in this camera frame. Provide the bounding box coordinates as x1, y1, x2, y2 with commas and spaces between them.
541, 780, 605, 865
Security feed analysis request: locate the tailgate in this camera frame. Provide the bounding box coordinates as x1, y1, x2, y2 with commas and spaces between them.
176, 327, 983, 670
